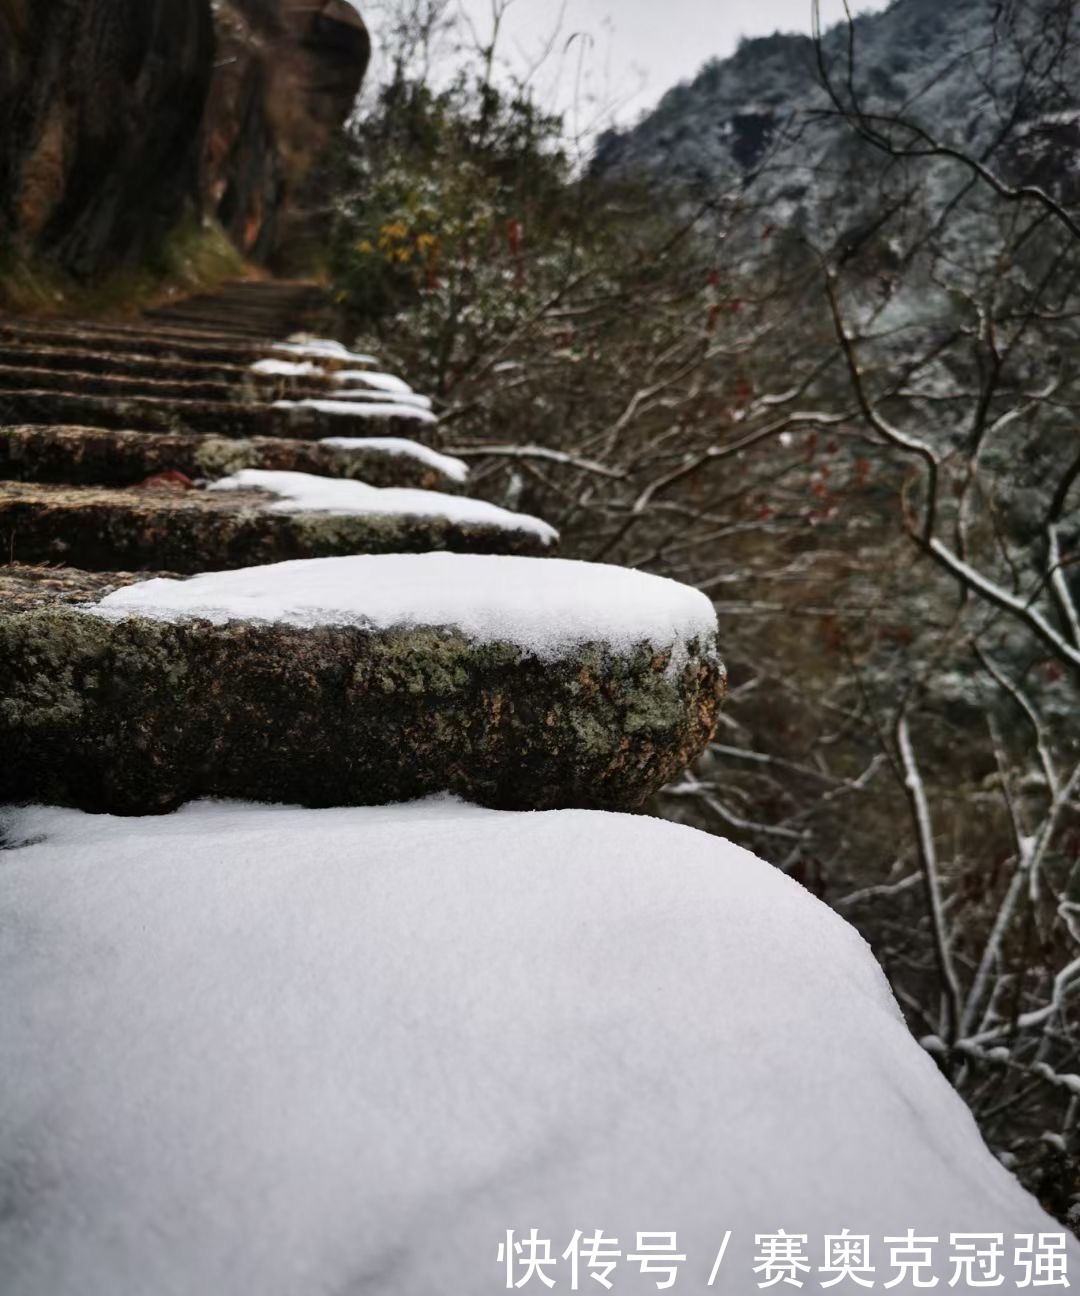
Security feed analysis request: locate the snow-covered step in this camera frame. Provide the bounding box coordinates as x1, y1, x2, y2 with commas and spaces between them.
0, 361, 431, 411
0, 553, 722, 813
271, 334, 379, 368
0, 360, 274, 406
0, 426, 468, 492
0, 476, 551, 573
0, 799, 1069, 1296
272, 396, 436, 424
0, 388, 438, 440
0, 315, 297, 365
0, 341, 332, 390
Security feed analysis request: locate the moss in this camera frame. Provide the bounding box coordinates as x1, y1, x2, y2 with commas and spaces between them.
194, 437, 262, 478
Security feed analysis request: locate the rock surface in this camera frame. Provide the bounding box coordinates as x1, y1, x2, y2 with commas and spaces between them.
0, 0, 369, 279
0, 0, 213, 277
202, 1, 371, 267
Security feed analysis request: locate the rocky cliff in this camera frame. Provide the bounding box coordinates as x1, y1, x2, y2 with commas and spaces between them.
203, 0, 370, 267
0, 0, 214, 278
0, 0, 369, 281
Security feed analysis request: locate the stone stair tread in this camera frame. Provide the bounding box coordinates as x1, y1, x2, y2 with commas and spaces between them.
0, 390, 433, 440
0, 426, 467, 491
0, 552, 722, 813
0, 319, 333, 367
0, 341, 335, 389
0, 477, 555, 572
0, 361, 409, 408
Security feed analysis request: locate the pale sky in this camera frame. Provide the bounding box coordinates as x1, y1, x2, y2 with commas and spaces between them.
447, 0, 893, 132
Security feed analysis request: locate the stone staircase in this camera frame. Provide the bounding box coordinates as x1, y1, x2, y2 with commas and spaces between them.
0, 279, 724, 815
2, 284, 1066, 1296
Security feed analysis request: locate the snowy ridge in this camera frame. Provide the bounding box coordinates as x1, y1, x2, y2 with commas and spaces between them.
84, 552, 716, 661
207, 469, 554, 540
0, 798, 1069, 1296
319, 437, 468, 484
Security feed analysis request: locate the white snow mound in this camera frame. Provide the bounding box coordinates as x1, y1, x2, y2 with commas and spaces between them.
334, 368, 417, 395
249, 357, 324, 378
85, 552, 716, 660
319, 436, 468, 484
207, 469, 555, 542
0, 799, 1071, 1296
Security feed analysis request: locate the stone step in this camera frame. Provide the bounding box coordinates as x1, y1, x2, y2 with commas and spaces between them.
0, 389, 433, 440
0, 319, 371, 369
0, 361, 271, 406
145, 280, 334, 338
0, 425, 467, 492
0, 341, 326, 391
0, 553, 722, 813
0, 478, 554, 572
0, 361, 402, 408
0, 319, 284, 366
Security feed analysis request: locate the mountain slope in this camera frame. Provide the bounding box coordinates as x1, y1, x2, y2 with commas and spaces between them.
593, 0, 1080, 226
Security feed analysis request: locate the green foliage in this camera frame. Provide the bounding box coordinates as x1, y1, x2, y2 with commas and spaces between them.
332, 68, 638, 393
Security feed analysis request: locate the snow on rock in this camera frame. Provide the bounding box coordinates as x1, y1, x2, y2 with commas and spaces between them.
87, 551, 714, 659
0, 799, 1070, 1296
319, 436, 468, 484
207, 469, 555, 543
272, 336, 378, 366
273, 396, 437, 424
327, 388, 434, 411
249, 358, 325, 378
334, 368, 416, 395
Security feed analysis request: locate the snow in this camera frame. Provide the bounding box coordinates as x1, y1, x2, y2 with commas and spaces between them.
249, 358, 324, 378
207, 469, 556, 542
274, 396, 437, 424
334, 369, 417, 395
327, 387, 434, 411
0, 798, 1071, 1296
85, 552, 716, 662
272, 336, 378, 366
319, 436, 469, 484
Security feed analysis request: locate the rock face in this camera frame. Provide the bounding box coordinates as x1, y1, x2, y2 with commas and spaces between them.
0, 0, 214, 277
204, 1, 371, 266
0, 0, 369, 279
